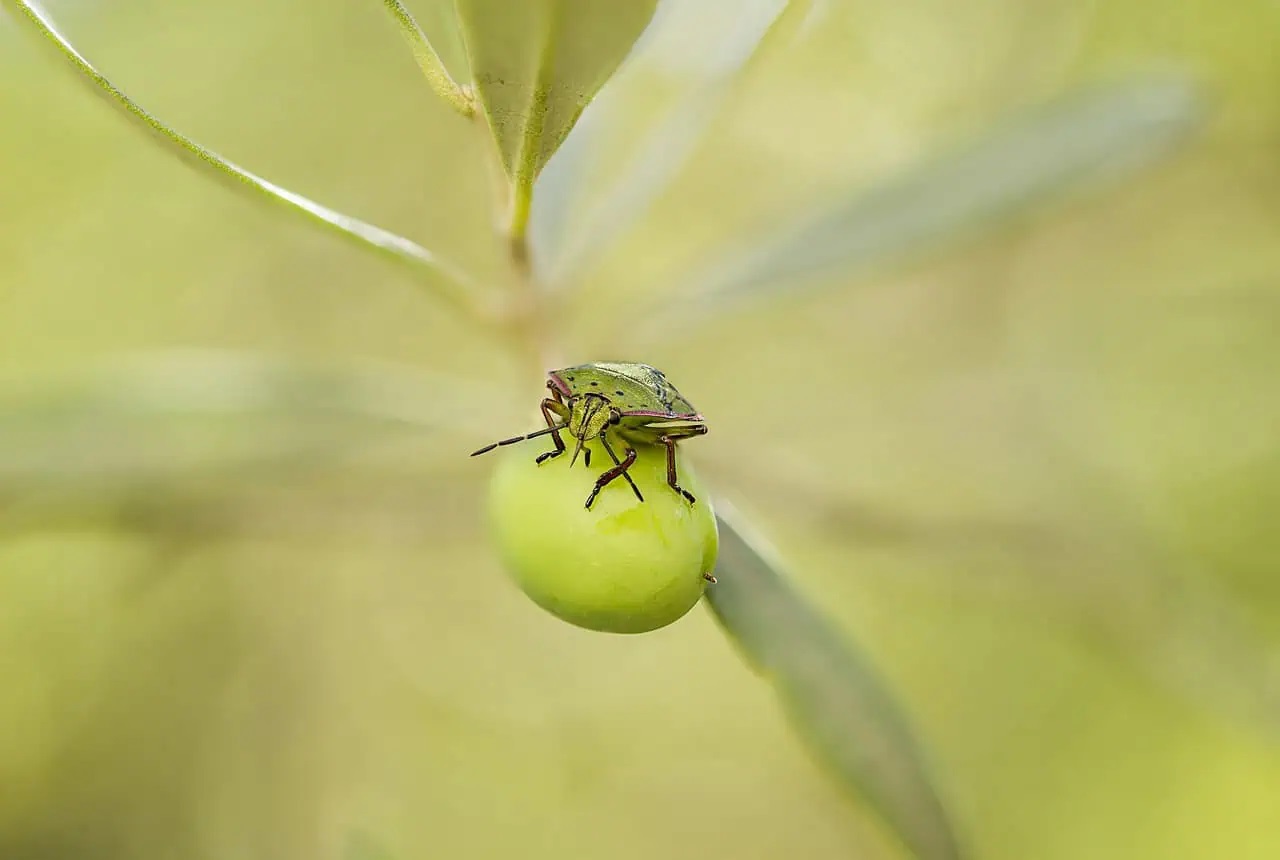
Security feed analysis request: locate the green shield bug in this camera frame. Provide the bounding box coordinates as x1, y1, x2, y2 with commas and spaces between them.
471, 362, 709, 511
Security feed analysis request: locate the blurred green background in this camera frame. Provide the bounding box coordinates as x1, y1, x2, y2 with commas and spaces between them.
2, 1, 1279, 859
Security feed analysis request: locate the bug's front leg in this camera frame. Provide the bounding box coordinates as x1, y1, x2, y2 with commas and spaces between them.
534, 398, 570, 465
584, 441, 640, 509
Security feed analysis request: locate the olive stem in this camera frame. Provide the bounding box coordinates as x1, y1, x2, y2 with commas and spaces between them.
378, 0, 476, 117
472, 124, 562, 384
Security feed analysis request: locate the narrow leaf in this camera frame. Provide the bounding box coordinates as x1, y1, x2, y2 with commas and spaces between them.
532, 0, 809, 284
455, 0, 659, 236
637, 78, 1204, 340
344, 830, 397, 860
5, 0, 485, 316
707, 503, 965, 860
526, 80, 605, 284
0, 350, 502, 490
708, 451, 1280, 738
410, 1, 470, 84
378, 0, 474, 116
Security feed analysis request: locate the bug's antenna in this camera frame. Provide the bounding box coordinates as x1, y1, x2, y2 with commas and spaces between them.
471, 425, 560, 457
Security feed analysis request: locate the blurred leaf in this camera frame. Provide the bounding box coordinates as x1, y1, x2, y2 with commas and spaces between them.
344, 829, 397, 860
532, 0, 810, 285
5, 0, 487, 317
707, 503, 966, 860
704, 450, 1280, 740
635, 78, 1205, 341
378, 0, 475, 116
455, 0, 659, 237
0, 349, 502, 492
1023, 449, 1280, 739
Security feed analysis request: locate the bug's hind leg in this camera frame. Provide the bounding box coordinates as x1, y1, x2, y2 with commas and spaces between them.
659, 435, 696, 504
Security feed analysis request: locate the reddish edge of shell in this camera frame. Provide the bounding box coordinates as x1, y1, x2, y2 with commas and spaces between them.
622, 409, 704, 420
546, 372, 572, 397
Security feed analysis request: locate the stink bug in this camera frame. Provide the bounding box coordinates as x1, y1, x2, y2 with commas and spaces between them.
471, 362, 708, 510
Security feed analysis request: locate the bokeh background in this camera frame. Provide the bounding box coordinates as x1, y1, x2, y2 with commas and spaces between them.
3, 1, 1279, 859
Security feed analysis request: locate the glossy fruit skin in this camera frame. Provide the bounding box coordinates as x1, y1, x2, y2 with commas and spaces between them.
487, 441, 718, 634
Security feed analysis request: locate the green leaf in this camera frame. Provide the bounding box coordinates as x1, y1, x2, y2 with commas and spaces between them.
532, 0, 810, 284
377, 0, 475, 116
455, 0, 659, 237
707, 503, 966, 860
344, 830, 397, 860
0, 350, 501, 492
404, 0, 472, 88
4, 0, 486, 317
709, 450, 1280, 738
635, 78, 1205, 340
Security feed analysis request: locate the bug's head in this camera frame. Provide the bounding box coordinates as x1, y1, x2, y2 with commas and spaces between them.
569, 394, 618, 467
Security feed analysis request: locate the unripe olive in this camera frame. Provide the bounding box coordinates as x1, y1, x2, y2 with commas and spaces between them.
486, 441, 718, 634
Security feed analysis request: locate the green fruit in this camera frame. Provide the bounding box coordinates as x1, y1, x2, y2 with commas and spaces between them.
486, 441, 718, 634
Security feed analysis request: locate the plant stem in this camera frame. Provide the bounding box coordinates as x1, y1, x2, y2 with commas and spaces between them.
508, 176, 534, 254
507, 220, 562, 382
379, 0, 475, 117
7, 0, 488, 321
470, 116, 560, 383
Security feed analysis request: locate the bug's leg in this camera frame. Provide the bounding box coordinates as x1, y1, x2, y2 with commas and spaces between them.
534, 398, 570, 465
598, 433, 644, 503
659, 435, 697, 504
585, 442, 640, 509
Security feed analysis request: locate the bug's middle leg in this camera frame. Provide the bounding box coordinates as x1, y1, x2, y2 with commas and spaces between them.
585, 441, 640, 509
534, 398, 570, 465
599, 434, 644, 503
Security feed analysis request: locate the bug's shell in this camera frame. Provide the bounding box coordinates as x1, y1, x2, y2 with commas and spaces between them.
548, 362, 702, 420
